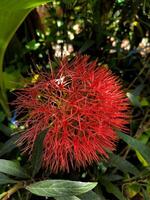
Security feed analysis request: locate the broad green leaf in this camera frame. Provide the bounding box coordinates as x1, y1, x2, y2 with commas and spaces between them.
0, 0, 52, 116
26, 180, 97, 197
117, 131, 150, 164
0, 134, 19, 157
109, 152, 139, 175
102, 180, 127, 200
0, 159, 29, 178
55, 196, 80, 200
0, 173, 18, 185
31, 129, 48, 177
80, 191, 104, 200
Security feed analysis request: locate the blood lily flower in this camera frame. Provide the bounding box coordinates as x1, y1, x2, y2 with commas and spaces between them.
13, 55, 129, 173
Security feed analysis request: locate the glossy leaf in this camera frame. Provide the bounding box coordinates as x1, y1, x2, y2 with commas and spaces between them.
0, 159, 29, 178
26, 180, 97, 197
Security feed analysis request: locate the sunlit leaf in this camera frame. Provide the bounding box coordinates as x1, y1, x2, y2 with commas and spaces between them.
0, 0, 52, 116
25, 39, 41, 51
135, 134, 149, 167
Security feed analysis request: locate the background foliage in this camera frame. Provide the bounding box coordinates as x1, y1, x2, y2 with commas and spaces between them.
0, 0, 150, 199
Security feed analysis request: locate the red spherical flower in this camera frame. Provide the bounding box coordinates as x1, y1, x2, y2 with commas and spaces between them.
14, 55, 129, 173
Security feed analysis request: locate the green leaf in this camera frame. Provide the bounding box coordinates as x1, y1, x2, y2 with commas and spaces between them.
140, 97, 149, 107
117, 131, 150, 164
126, 92, 141, 107
132, 84, 144, 96
80, 191, 104, 200
0, 124, 12, 136
31, 129, 48, 177
105, 174, 123, 182
136, 151, 149, 167
0, 173, 18, 185
26, 180, 97, 197
25, 39, 41, 51
109, 152, 139, 175
0, 159, 29, 178
0, 0, 52, 116
116, 0, 125, 4
102, 180, 127, 200
0, 134, 19, 157
125, 183, 140, 198
3, 70, 24, 89
55, 196, 80, 200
